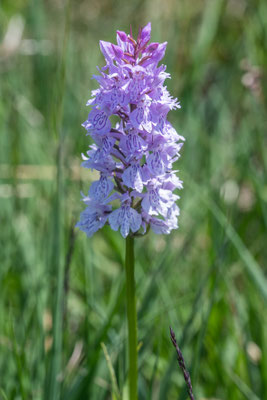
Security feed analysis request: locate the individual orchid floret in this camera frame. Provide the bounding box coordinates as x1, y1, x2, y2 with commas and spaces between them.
122, 162, 145, 192
141, 184, 178, 217
89, 174, 114, 202
76, 202, 112, 237
77, 23, 184, 238
83, 108, 112, 135
109, 200, 142, 238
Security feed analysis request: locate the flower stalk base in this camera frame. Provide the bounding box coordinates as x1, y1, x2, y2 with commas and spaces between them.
125, 236, 138, 400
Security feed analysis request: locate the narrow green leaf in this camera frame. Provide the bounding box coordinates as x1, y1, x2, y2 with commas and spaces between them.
101, 342, 121, 400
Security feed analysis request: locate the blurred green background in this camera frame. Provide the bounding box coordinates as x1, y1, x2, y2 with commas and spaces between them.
0, 0, 267, 399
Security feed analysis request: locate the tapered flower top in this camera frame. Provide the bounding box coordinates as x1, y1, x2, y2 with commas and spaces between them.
77, 23, 184, 238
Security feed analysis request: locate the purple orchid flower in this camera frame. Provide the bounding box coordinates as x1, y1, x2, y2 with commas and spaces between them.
76, 23, 184, 237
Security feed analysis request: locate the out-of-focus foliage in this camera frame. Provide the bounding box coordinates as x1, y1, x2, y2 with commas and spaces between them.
0, 0, 266, 399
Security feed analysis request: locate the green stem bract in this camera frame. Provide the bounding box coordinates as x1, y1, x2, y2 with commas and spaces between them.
125, 236, 138, 400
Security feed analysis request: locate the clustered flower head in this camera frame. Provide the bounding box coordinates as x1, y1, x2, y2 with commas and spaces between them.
76, 23, 184, 238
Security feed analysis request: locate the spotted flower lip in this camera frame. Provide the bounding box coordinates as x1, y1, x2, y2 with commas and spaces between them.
109, 203, 142, 238
76, 23, 184, 238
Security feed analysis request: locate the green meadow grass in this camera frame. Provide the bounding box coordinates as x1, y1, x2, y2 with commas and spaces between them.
0, 0, 267, 399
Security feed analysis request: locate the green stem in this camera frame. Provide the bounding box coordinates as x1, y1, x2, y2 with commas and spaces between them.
125, 236, 138, 400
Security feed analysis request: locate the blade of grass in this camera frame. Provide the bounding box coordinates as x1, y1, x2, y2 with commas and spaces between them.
192, 0, 224, 70
101, 342, 121, 400
226, 370, 261, 400
44, 2, 71, 399
186, 177, 267, 303
0, 388, 9, 400
147, 345, 160, 400
159, 239, 227, 400
159, 267, 210, 400
62, 277, 125, 400
10, 322, 27, 400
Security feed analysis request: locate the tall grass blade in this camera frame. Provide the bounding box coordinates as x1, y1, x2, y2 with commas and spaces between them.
187, 178, 267, 303
44, 2, 71, 399
101, 342, 121, 400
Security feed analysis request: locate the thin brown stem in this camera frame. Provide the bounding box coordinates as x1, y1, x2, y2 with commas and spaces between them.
170, 327, 195, 400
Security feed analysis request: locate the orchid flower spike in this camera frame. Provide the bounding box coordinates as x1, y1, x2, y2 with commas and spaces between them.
76, 23, 184, 238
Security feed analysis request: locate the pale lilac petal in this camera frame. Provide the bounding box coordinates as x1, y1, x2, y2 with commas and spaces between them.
84, 108, 111, 135
146, 42, 158, 53
120, 132, 147, 157
122, 164, 143, 192
150, 218, 171, 234
129, 208, 142, 232
117, 30, 127, 43
108, 208, 121, 231
111, 44, 124, 60
142, 42, 167, 67
141, 196, 151, 215
120, 219, 130, 238
109, 204, 141, 237
140, 22, 151, 43
99, 40, 114, 63
89, 176, 114, 201
130, 107, 145, 129
147, 151, 166, 176
76, 204, 111, 237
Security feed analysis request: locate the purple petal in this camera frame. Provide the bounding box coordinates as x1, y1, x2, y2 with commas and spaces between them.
147, 151, 166, 175
146, 42, 158, 53
140, 22, 151, 43
130, 106, 145, 129
76, 204, 111, 237
101, 88, 129, 113
149, 218, 171, 234
85, 108, 111, 135
89, 175, 114, 201
122, 163, 143, 192
117, 30, 127, 42
111, 44, 124, 59
108, 208, 121, 231
109, 204, 142, 237
142, 42, 167, 67
151, 42, 167, 64
128, 208, 142, 232
120, 218, 130, 238
120, 132, 147, 156
141, 187, 174, 217
99, 40, 114, 63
